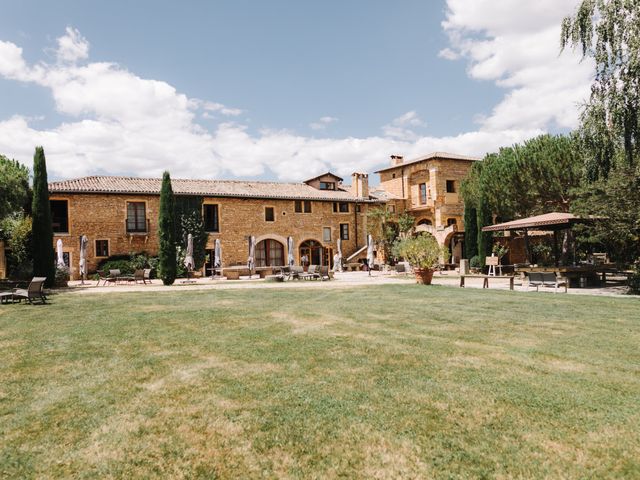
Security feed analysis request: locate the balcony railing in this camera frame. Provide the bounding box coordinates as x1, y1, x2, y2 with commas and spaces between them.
125, 218, 150, 234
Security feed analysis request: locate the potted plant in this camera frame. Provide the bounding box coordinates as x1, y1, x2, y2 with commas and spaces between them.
392, 234, 449, 285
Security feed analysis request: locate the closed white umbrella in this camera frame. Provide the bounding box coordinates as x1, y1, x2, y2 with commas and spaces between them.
56, 239, 65, 269
79, 235, 88, 284
213, 238, 222, 277
335, 238, 343, 273
184, 233, 194, 270
367, 234, 375, 277
247, 235, 256, 277
287, 236, 295, 266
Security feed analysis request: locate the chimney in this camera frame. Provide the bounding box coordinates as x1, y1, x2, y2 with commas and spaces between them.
351, 172, 369, 198
390, 154, 404, 166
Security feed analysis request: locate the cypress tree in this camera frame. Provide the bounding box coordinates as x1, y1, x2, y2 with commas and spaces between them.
158, 171, 176, 285
463, 204, 478, 259
476, 195, 493, 267
31, 146, 55, 287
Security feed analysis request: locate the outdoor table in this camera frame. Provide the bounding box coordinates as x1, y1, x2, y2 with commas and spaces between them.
256, 267, 274, 278
460, 274, 514, 290
223, 266, 251, 280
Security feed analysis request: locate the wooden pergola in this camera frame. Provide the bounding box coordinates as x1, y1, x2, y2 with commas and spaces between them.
482, 212, 592, 266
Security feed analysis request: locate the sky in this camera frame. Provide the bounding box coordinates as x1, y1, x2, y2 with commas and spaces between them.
0, 0, 594, 183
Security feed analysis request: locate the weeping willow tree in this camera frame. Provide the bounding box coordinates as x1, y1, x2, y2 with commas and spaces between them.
561, 0, 640, 180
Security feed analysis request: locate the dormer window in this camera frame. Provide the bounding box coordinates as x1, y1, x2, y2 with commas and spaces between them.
319, 181, 336, 190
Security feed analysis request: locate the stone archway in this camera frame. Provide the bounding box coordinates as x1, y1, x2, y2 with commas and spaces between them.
255, 238, 285, 267
299, 239, 323, 266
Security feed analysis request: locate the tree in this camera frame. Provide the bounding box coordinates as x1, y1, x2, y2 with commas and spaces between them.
397, 212, 415, 238
561, 0, 640, 179
463, 203, 478, 259
572, 166, 640, 264
460, 134, 583, 260
31, 147, 55, 287
0, 154, 31, 219
158, 171, 177, 285
179, 210, 207, 270
366, 207, 399, 261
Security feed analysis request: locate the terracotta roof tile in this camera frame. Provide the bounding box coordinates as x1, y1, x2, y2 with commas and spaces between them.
48, 176, 380, 202
375, 151, 481, 173
482, 212, 589, 232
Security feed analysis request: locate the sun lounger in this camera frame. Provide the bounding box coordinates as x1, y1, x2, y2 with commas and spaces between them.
12, 277, 47, 304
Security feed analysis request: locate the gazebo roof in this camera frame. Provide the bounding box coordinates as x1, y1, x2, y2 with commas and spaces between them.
482, 212, 588, 232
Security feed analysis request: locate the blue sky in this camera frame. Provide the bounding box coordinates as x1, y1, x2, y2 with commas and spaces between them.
0, 0, 592, 182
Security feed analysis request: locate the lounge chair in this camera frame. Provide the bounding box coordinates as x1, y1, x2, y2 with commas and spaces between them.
104, 269, 121, 286
318, 265, 332, 281
12, 277, 47, 304
143, 268, 152, 284
302, 265, 319, 280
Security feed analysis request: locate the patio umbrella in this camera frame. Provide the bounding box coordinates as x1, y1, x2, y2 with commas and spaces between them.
56, 239, 65, 269
367, 234, 374, 276
79, 235, 88, 284
247, 235, 256, 277
213, 238, 222, 277
335, 238, 343, 273
287, 236, 295, 266
184, 233, 194, 270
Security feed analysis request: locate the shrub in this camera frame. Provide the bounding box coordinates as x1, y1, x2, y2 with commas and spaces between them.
1, 213, 33, 279
392, 234, 448, 270
628, 266, 640, 295
469, 255, 482, 268
99, 259, 134, 275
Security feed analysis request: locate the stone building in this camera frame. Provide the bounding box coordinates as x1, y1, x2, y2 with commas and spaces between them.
48, 173, 379, 279
46, 151, 477, 279
374, 152, 479, 263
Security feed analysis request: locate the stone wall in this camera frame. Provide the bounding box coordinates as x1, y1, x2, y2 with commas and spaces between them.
51, 192, 373, 279
378, 158, 474, 239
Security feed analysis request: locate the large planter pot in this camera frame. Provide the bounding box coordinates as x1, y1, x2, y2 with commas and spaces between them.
413, 268, 434, 285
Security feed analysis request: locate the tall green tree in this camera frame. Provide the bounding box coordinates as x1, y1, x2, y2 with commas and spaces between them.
561, 0, 640, 179
31, 147, 55, 286
463, 204, 478, 259
0, 154, 31, 219
158, 171, 177, 285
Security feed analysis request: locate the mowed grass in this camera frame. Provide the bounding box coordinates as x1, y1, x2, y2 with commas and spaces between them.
1, 285, 639, 479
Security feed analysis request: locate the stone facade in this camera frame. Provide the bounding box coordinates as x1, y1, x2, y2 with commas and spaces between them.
375, 152, 479, 262
48, 152, 478, 279
50, 191, 372, 280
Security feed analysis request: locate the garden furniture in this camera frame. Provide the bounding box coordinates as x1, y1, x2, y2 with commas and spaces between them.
12, 277, 47, 304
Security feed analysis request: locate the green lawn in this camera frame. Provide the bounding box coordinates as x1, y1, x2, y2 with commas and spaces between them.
1, 285, 639, 479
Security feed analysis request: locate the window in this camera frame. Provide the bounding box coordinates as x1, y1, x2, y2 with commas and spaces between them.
355, 204, 361, 213
323, 227, 331, 242
332, 202, 349, 213
388, 204, 396, 213
392, 173, 396, 179
265, 207, 275, 222
126, 202, 147, 233
446, 180, 456, 193
203, 204, 219, 232
50, 200, 69, 233
340, 223, 349, 240
95, 240, 109, 257
419, 183, 427, 204
294, 200, 312, 213
447, 218, 457, 226
319, 181, 335, 190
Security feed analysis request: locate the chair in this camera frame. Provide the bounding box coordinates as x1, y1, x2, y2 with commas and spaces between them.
143, 268, 152, 284
318, 265, 332, 281
12, 277, 47, 304
104, 269, 121, 286
527, 271, 567, 293
289, 265, 304, 280
134, 269, 145, 284
302, 265, 319, 280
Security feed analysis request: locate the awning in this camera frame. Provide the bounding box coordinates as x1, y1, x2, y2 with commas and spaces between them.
482, 212, 590, 232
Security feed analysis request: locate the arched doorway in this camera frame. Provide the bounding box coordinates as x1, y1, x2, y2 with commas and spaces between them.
255, 239, 285, 267
417, 218, 432, 226
299, 239, 323, 266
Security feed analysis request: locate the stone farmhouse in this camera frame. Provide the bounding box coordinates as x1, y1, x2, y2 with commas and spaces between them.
47, 152, 478, 279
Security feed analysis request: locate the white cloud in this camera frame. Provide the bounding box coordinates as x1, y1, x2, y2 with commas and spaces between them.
382, 111, 427, 141
56, 27, 89, 63
309, 116, 338, 130
0, 17, 591, 182
201, 101, 243, 117
440, 0, 593, 131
